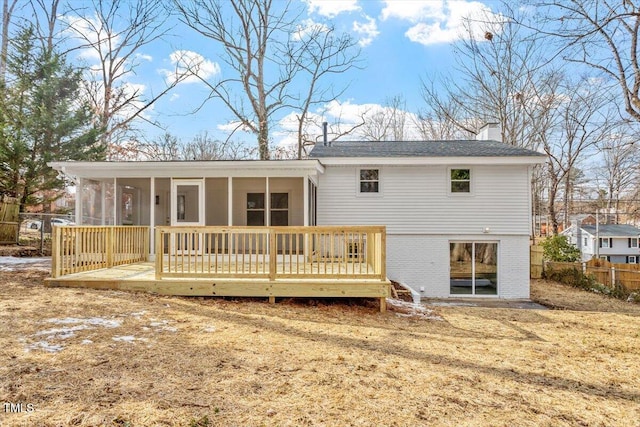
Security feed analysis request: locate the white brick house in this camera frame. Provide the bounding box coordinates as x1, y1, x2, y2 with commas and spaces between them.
50, 125, 544, 299
309, 133, 545, 299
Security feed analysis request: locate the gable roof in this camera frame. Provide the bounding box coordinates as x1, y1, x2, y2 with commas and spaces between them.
309, 140, 545, 158
581, 224, 640, 237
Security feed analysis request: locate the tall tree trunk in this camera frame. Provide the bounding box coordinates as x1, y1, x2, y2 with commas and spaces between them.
0, 0, 17, 87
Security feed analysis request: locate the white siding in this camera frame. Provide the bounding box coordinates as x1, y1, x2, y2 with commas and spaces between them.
317, 164, 532, 298
316, 165, 530, 235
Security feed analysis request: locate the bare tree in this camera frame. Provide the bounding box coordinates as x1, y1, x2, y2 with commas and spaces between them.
420, 7, 549, 148
291, 21, 360, 158
594, 127, 640, 223
65, 0, 182, 153
174, 0, 361, 160
182, 132, 255, 160
532, 0, 640, 122
137, 133, 182, 161
174, 0, 304, 160
360, 95, 410, 141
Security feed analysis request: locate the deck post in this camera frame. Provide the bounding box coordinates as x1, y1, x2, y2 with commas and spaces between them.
380, 297, 387, 313
106, 226, 114, 268
380, 227, 386, 281
269, 228, 276, 281
155, 228, 163, 279
52, 226, 61, 278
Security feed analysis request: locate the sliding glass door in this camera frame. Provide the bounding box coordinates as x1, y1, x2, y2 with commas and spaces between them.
449, 242, 498, 295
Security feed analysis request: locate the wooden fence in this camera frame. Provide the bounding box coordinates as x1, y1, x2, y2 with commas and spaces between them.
0, 196, 19, 244
155, 225, 386, 281
51, 226, 149, 278
545, 258, 640, 291
530, 245, 543, 279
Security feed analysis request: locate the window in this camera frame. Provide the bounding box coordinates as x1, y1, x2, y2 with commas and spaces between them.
629, 256, 637, 264
583, 237, 588, 247
247, 193, 264, 226
450, 169, 471, 193
450, 242, 497, 295
600, 238, 612, 249
270, 193, 288, 226
359, 169, 379, 193
246, 193, 288, 226
629, 238, 638, 248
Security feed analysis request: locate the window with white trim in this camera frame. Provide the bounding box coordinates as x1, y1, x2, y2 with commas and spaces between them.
629, 238, 638, 248
450, 168, 471, 193
628, 256, 637, 264
247, 193, 265, 226
600, 238, 612, 249
270, 193, 288, 226
359, 169, 379, 193
246, 193, 289, 226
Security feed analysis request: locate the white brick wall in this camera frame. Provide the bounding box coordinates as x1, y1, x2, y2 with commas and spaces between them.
386, 234, 530, 299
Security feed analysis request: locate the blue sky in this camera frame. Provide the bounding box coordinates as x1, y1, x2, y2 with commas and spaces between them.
57, 0, 506, 149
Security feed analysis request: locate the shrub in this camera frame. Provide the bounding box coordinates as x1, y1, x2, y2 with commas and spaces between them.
541, 235, 581, 262
544, 267, 631, 300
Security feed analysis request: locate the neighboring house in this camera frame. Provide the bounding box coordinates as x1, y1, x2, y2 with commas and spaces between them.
562, 223, 640, 263
49, 123, 545, 299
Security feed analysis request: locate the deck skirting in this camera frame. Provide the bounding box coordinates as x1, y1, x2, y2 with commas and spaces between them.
44, 262, 391, 311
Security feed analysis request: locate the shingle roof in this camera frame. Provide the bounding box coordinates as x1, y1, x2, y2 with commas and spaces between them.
309, 140, 545, 158
581, 224, 640, 237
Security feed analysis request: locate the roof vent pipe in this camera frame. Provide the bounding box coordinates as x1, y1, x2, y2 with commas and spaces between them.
323, 122, 329, 146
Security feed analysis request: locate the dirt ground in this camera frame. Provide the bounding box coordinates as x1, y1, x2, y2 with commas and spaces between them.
0, 272, 639, 426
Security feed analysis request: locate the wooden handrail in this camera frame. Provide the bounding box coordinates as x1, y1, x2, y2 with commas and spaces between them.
51, 226, 149, 278
155, 225, 387, 281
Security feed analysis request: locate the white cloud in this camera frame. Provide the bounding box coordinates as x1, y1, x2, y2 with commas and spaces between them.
62, 15, 121, 62
293, 19, 330, 41
136, 53, 153, 62
381, 0, 445, 23
274, 100, 424, 148
217, 121, 253, 133
352, 16, 379, 47
303, 0, 359, 18
160, 50, 221, 85
381, 0, 506, 46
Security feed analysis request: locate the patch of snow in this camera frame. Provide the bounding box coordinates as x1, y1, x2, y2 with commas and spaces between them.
48, 317, 121, 328
0, 256, 51, 271
113, 335, 137, 342
203, 326, 216, 333
130, 311, 147, 317
386, 298, 443, 320
35, 325, 89, 339
112, 335, 148, 343
27, 341, 64, 353
149, 320, 177, 332
81, 339, 93, 345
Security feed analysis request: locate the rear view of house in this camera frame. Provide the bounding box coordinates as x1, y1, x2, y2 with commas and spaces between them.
310, 125, 545, 298
48, 124, 544, 302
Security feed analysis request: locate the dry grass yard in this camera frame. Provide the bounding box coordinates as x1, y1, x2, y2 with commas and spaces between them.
1, 271, 639, 426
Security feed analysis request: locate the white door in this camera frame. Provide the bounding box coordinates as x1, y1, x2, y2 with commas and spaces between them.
170, 179, 205, 253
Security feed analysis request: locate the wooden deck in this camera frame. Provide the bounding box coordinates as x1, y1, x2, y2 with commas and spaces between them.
46, 225, 391, 311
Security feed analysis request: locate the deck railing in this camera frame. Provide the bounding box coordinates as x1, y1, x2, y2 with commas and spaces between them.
155, 225, 386, 281
51, 226, 149, 278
